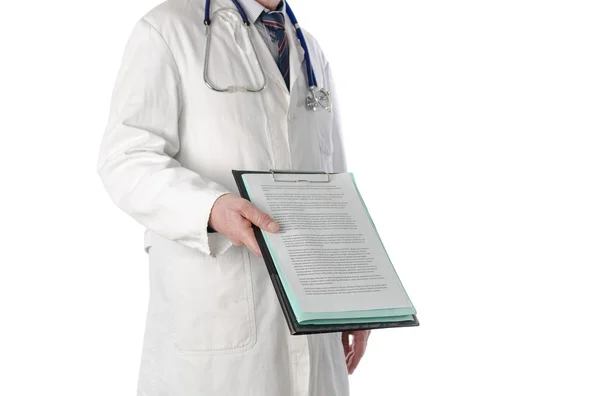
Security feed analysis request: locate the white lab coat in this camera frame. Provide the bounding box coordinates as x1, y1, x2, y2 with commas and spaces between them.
97, 0, 349, 395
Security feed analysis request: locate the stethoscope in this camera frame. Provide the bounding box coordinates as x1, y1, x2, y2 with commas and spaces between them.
203, 0, 332, 112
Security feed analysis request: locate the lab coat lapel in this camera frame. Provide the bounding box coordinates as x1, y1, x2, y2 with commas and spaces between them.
285, 12, 305, 94
247, 23, 290, 96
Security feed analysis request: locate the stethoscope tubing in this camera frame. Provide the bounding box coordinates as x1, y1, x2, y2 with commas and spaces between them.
204, 0, 320, 89
203, 8, 267, 92
282, 3, 318, 88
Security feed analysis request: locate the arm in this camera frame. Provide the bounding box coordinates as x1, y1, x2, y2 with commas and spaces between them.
97, 18, 231, 256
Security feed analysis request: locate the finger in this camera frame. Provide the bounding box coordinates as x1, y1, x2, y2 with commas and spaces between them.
349, 332, 368, 374
239, 229, 262, 257
346, 353, 354, 373
341, 332, 351, 355
353, 334, 368, 361
240, 203, 279, 233
345, 349, 355, 362
348, 353, 359, 375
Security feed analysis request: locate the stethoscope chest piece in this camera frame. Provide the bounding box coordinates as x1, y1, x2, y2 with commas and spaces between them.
306, 86, 332, 112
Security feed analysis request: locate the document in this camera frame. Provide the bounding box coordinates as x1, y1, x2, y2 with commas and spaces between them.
241, 172, 416, 325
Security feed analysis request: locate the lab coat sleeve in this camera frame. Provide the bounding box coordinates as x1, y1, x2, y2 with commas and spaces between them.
324, 62, 348, 173
97, 18, 232, 257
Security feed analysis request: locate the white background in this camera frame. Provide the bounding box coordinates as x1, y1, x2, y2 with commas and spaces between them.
1, 0, 599, 395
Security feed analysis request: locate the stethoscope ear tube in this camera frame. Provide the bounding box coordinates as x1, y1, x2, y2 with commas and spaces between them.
230, 0, 250, 25
204, 0, 211, 25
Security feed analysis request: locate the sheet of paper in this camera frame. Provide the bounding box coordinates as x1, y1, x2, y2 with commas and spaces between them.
242, 172, 413, 314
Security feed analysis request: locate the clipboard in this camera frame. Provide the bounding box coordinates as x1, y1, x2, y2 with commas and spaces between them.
232, 169, 419, 335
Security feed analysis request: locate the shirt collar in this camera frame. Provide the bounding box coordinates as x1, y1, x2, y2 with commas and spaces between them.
236, 0, 285, 23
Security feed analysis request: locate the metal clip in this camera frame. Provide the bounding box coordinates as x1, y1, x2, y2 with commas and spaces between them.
270, 169, 331, 183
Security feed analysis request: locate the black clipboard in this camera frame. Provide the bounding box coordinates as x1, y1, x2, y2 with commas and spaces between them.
233, 169, 419, 335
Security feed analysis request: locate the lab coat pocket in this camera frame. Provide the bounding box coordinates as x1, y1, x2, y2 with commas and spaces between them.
166, 245, 257, 355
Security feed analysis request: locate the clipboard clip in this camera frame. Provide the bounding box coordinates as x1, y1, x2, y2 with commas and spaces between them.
269, 169, 331, 183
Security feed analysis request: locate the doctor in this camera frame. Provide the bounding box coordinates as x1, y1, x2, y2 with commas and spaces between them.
97, 0, 370, 395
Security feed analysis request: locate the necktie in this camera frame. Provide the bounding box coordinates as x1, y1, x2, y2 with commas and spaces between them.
260, 9, 290, 90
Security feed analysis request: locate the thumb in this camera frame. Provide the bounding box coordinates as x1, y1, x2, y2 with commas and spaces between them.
241, 204, 279, 233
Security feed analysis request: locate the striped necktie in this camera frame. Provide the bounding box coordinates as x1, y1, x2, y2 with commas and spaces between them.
260, 8, 290, 90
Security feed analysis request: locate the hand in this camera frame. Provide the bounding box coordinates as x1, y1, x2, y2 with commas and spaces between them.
208, 193, 279, 256
342, 330, 371, 375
